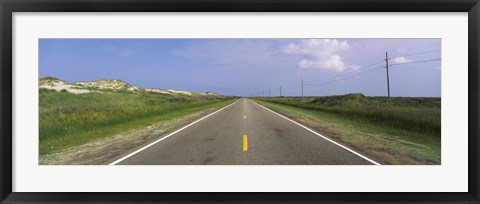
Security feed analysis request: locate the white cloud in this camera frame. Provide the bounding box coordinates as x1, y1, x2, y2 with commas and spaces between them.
283, 39, 350, 56
282, 39, 357, 72
396, 47, 408, 52
391, 56, 411, 64
299, 55, 359, 72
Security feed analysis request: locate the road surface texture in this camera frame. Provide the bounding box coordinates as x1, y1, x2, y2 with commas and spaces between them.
112, 98, 377, 165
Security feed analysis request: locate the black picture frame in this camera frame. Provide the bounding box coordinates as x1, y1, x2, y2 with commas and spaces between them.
1, 0, 479, 203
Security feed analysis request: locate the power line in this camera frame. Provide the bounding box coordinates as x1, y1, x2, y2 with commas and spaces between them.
303, 59, 384, 83
389, 49, 440, 58
255, 52, 440, 97
303, 60, 383, 83
300, 51, 438, 85
261, 57, 440, 95
390, 58, 441, 66
304, 65, 383, 85
304, 67, 383, 86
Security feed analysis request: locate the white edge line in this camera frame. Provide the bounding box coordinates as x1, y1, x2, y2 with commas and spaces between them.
109, 99, 240, 165
249, 99, 381, 165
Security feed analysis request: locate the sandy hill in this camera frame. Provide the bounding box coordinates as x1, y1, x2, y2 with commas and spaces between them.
39, 77, 221, 96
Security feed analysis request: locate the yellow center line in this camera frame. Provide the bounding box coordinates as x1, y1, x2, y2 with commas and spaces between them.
243, 134, 248, 151
243, 101, 248, 152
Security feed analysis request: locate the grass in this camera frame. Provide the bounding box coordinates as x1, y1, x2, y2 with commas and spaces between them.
255, 94, 440, 136
253, 93, 440, 164
40, 89, 236, 155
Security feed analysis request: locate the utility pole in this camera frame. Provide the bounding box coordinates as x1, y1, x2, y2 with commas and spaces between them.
280, 86, 282, 97
385, 52, 391, 98
269, 89, 271, 97
263, 90, 264, 97
302, 79, 304, 97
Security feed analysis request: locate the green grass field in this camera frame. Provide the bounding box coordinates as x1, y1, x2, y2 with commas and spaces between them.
253, 93, 440, 164
40, 89, 236, 155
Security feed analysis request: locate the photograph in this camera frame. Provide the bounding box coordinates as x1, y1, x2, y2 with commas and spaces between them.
2, 0, 477, 202
38, 38, 441, 165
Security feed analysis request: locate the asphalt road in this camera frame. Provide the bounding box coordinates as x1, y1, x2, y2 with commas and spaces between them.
113, 98, 377, 165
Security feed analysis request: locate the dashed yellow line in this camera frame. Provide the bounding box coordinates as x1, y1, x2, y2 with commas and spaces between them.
243, 134, 248, 151
243, 100, 248, 152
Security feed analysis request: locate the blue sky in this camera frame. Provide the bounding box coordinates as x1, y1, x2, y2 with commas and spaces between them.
39, 39, 441, 97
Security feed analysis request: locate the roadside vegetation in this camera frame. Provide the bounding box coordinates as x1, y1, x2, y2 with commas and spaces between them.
39, 77, 236, 156
253, 93, 440, 164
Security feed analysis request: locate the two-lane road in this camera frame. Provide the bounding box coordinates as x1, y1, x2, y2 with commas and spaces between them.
111, 98, 378, 165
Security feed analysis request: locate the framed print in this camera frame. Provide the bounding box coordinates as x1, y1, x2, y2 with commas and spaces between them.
1, 0, 479, 203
